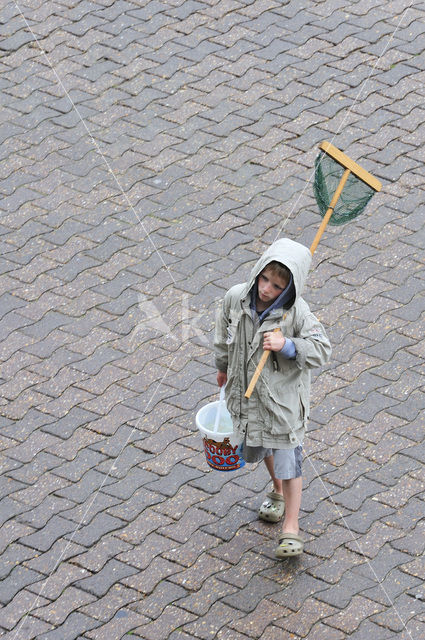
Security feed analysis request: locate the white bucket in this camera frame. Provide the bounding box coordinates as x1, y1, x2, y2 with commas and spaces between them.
196, 398, 245, 472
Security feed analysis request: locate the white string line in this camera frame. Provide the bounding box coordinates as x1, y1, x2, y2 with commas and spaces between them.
6, 6, 190, 634
269, 5, 416, 636
13, 2, 178, 287
7, 6, 233, 636
12, 349, 181, 639
281, 425, 415, 639
272, 1, 415, 243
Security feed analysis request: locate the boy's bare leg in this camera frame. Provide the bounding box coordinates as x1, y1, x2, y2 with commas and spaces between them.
264, 455, 283, 495
263, 458, 302, 534
281, 477, 302, 535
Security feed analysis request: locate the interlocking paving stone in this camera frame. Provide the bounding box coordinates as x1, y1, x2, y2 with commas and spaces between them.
105, 484, 164, 521
190, 467, 247, 495
73, 558, 138, 599
0, 565, 45, 605
130, 579, 187, 620
150, 483, 207, 520
43, 427, 103, 463
373, 474, 424, 509
100, 466, 157, 500
347, 520, 405, 559
222, 574, 282, 614
122, 556, 186, 596
208, 529, 266, 565
166, 551, 230, 592
0, 616, 55, 640
361, 565, 422, 609
132, 605, 197, 640
35, 612, 102, 640
72, 533, 132, 573
184, 602, 245, 640
332, 476, 389, 511
94, 442, 151, 478
78, 582, 141, 623
141, 441, 195, 475
33, 585, 97, 626
54, 469, 117, 503
117, 531, 175, 572
201, 504, 258, 542
304, 523, 359, 560
341, 497, 395, 536
16, 493, 74, 529
85, 610, 150, 639
352, 546, 415, 593
0, 588, 50, 631
0, 473, 27, 500
274, 596, 339, 636
324, 595, 387, 635
307, 545, 369, 585
0, 495, 30, 528
144, 462, 204, 497
371, 592, 425, 634
63, 512, 126, 548
115, 508, 172, 546
50, 448, 106, 482
231, 599, 292, 637
157, 506, 218, 544
0, 542, 37, 583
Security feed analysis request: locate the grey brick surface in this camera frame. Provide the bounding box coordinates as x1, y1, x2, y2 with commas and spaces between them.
36, 612, 102, 640
74, 559, 138, 598
0, 565, 44, 605
55, 469, 117, 503
19, 514, 79, 552
64, 512, 126, 548
223, 575, 281, 613
0, 0, 424, 637
16, 494, 74, 529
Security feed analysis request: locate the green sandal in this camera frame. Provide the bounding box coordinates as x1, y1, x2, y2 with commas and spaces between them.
258, 491, 285, 523
275, 533, 304, 558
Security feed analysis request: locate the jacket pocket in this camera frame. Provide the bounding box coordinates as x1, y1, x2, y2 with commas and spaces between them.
299, 382, 309, 424
264, 373, 301, 435
225, 309, 240, 345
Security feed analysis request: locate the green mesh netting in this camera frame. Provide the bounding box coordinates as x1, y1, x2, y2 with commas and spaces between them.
313, 152, 376, 226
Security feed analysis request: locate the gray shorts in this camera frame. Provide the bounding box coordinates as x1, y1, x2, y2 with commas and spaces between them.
243, 442, 303, 479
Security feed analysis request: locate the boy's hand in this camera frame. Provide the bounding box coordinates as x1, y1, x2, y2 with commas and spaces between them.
217, 371, 227, 387
263, 331, 286, 352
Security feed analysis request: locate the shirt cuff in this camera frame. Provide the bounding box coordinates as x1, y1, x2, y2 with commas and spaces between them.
280, 337, 296, 359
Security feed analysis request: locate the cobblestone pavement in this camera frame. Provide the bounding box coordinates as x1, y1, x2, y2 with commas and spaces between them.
0, 0, 424, 638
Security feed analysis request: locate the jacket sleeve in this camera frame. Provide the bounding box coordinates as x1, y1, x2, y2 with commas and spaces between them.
291, 302, 331, 370
214, 297, 229, 372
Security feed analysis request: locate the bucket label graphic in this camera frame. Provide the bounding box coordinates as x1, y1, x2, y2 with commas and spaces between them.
203, 436, 245, 471
196, 398, 245, 472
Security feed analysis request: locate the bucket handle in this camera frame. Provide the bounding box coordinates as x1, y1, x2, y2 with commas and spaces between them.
213, 385, 226, 433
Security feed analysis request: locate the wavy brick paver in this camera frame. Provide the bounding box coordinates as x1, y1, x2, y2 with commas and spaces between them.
0, 0, 424, 638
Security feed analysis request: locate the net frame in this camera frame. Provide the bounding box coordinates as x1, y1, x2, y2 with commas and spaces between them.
314, 152, 376, 226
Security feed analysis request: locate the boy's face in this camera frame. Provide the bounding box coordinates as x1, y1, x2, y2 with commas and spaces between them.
257, 267, 288, 304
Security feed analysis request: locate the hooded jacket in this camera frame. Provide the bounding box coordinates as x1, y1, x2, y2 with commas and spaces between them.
214, 238, 331, 449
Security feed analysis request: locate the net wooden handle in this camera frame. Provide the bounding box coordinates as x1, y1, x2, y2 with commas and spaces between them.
244, 170, 350, 398
310, 168, 350, 255
244, 327, 280, 399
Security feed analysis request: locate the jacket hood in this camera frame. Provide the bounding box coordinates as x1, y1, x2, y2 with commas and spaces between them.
243, 238, 311, 303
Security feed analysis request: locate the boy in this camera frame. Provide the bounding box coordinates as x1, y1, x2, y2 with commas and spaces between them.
214, 238, 331, 557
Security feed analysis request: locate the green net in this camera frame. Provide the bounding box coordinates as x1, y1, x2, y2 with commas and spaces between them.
313, 151, 376, 225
